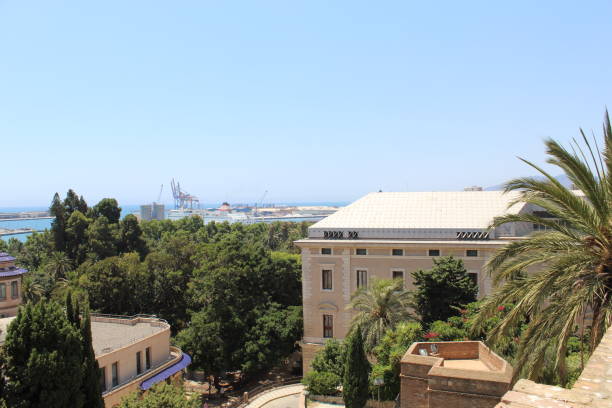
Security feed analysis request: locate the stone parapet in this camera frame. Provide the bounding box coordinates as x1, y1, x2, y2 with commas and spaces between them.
496, 325, 612, 407
401, 341, 512, 408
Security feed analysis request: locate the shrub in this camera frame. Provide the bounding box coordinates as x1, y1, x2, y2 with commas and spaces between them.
302, 371, 341, 395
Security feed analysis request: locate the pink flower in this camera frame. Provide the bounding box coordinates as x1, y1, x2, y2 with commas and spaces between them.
497, 305, 506, 312
424, 332, 439, 339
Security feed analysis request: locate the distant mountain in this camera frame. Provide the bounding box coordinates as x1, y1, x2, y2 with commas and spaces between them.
485, 174, 572, 191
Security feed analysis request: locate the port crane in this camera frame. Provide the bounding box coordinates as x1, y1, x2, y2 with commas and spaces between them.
254, 190, 268, 217
156, 184, 163, 204
170, 179, 200, 209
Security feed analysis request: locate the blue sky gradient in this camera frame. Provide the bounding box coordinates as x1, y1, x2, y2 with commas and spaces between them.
1, 1, 611, 207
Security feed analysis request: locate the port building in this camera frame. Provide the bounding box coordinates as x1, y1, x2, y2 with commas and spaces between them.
140, 203, 165, 221
295, 190, 542, 372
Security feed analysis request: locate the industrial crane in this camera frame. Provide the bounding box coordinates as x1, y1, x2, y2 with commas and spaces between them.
170, 179, 200, 209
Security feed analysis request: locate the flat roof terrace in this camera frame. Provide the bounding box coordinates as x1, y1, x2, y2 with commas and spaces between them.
91, 315, 169, 356
401, 341, 513, 408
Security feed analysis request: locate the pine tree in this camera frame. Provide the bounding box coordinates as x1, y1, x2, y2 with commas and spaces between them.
3, 301, 84, 408
81, 305, 104, 408
342, 329, 370, 408
412, 256, 478, 324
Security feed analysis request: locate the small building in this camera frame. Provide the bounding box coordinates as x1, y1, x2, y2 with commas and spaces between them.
400, 341, 512, 408
91, 314, 191, 407
140, 203, 165, 221
0, 252, 28, 317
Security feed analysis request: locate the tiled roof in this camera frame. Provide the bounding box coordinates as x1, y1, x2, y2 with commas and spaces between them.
311, 191, 525, 231
0, 253, 16, 262
0, 268, 28, 277
140, 353, 191, 391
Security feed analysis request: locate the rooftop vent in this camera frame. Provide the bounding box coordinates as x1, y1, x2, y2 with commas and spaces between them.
464, 186, 483, 191
456, 231, 489, 240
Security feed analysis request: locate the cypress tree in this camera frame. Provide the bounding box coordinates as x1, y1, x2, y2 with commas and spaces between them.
66, 291, 75, 326
342, 329, 370, 408
81, 305, 104, 408
3, 301, 84, 408
50, 192, 67, 251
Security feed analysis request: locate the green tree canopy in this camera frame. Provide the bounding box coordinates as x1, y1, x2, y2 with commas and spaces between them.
118, 383, 198, 408
411, 256, 478, 325
91, 198, 121, 224
118, 214, 148, 258
3, 301, 84, 408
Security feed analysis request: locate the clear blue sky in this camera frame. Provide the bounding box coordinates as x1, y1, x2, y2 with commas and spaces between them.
1, 1, 611, 207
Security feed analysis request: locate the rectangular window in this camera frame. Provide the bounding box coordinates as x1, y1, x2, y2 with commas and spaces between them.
11, 281, 18, 299
99, 367, 107, 391
428, 249, 440, 257
145, 347, 151, 370
321, 248, 332, 255
392, 249, 403, 256
0, 284, 5, 301
323, 314, 333, 338
111, 362, 119, 387
136, 351, 142, 375
468, 273, 478, 287
466, 250, 478, 257
355, 248, 367, 255
392, 270, 404, 289
322, 270, 333, 290
356, 270, 367, 288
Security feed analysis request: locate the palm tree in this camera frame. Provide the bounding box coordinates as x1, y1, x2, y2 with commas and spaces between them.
20, 275, 44, 303
473, 112, 612, 384
44, 251, 73, 281
348, 278, 414, 352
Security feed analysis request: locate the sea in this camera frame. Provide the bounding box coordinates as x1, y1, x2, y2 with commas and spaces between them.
0, 202, 347, 242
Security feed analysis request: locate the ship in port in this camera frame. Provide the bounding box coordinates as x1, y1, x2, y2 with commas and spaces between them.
163, 179, 340, 224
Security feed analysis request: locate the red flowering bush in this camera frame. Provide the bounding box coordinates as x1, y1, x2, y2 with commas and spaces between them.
423, 332, 439, 339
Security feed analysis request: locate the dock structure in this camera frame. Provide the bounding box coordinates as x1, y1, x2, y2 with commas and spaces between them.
0, 228, 40, 237
0, 211, 52, 222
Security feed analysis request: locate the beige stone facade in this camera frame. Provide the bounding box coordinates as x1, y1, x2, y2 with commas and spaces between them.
93, 315, 189, 407
295, 191, 537, 372
0, 252, 27, 318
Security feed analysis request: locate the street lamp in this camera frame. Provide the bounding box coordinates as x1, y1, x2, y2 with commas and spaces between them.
304, 390, 310, 408
373, 377, 384, 408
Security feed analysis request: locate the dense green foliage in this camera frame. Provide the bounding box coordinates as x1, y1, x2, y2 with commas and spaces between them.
1, 190, 309, 403
343, 329, 370, 408
118, 383, 199, 408
311, 339, 346, 377
411, 256, 478, 325
176, 231, 303, 382
302, 371, 342, 395
370, 322, 422, 400
80, 305, 104, 408
473, 114, 612, 384
3, 301, 84, 408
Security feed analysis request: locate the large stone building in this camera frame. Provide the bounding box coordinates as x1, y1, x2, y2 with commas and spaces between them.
0, 251, 27, 317
295, 190, 540, 372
